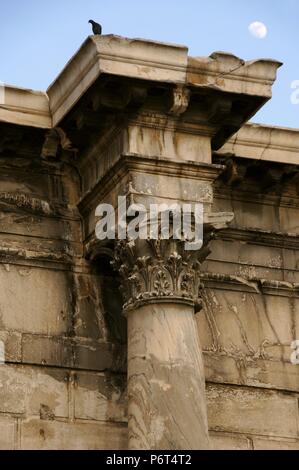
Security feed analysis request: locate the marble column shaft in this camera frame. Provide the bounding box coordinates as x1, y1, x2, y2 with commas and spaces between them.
113, 238, 212, 449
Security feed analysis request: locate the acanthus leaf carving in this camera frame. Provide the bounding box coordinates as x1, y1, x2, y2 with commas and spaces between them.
112, 238, 205, 313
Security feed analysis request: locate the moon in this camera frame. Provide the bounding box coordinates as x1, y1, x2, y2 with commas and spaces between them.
249, 21, 268, 39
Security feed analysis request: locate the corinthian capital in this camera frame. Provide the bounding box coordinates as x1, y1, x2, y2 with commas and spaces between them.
112, 237, 210, 314
111, 210, 233, 313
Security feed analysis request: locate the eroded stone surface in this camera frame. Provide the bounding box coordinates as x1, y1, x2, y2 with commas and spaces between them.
128, 303, 210, 449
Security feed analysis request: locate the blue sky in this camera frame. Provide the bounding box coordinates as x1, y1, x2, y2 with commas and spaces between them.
0, 0, 298, 128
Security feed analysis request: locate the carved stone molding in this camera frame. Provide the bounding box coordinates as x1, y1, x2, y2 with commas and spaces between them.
112, 237, 213, 314
41, 127, 77, 159
168, 85, 190, 116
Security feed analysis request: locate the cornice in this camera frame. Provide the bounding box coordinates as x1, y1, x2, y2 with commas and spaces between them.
216, 227, 299, 250
187, 54, 281, 96
217, 123, 299, 166
0, 85, 51, 128
46, 35, 281, 128
47, 35, 188, 126
1, 36, 296, 173
214, 186, 299, 209
201, 271, 299, 297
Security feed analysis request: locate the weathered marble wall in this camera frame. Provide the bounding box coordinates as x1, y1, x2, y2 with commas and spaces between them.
1, 146, 298, 450
197, 165, 299, 450
0, 137, 127, 449
0, 132, 299, 450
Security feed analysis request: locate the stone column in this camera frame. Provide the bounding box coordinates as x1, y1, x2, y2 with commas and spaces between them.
128, 302, 208, 450
113, 236, 218, 450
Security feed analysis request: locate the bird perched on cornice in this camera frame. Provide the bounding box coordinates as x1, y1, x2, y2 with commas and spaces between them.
88, 20, 102, 35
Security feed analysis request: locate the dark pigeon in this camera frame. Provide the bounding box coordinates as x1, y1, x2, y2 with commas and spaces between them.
88, 20, 102, 35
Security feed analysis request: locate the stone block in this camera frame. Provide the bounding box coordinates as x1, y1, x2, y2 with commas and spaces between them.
22, 334, 73, 368
204, 352, 299, 393
207, 383, 299, 438
21, 418, 127, 450
22, 334, 123, 372
252, 437, 299, 450
0, 417, 16, 450
199, 288, 298, 364
0, 330, 22, 362
210, 432, 250, 450
0, 364, 68, 417
0, 265, 71, 335
74, 372, 127, 423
